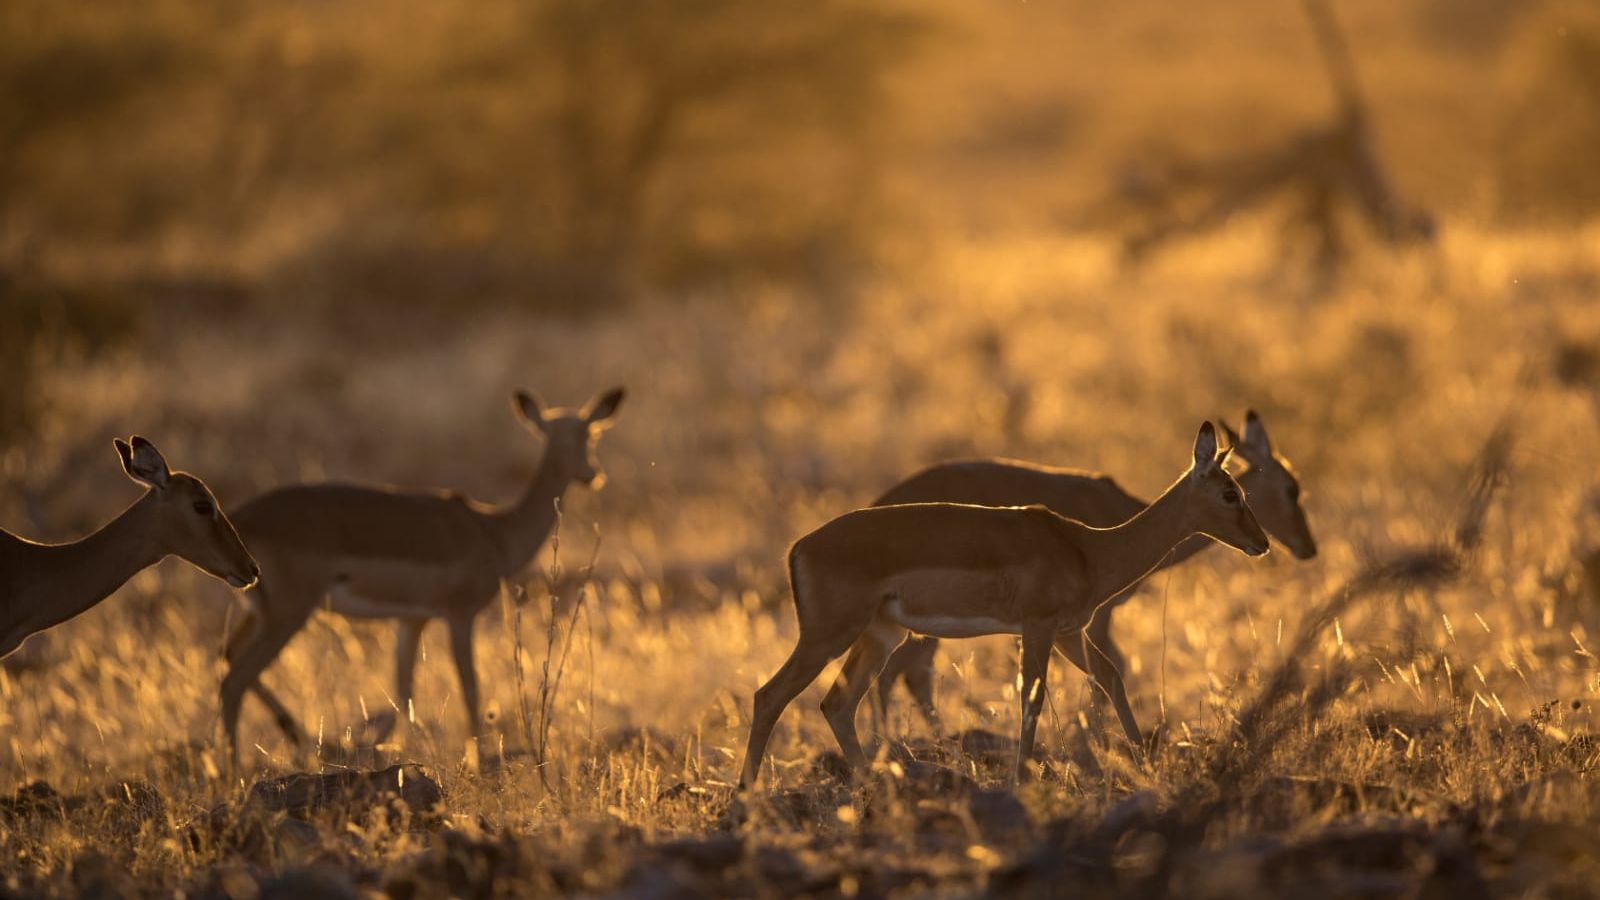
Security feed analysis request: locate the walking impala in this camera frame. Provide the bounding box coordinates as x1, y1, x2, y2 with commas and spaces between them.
871, 411, 1316, 754
220, 387, 623, 762
0, 437, 258, 659
740, 422, 1268, 788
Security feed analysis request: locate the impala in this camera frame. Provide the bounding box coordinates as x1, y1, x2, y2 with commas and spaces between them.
220, 387, 623, 762
0, 437, 258, 659
871, 411, 1316, 754
739, 422, 1268, 788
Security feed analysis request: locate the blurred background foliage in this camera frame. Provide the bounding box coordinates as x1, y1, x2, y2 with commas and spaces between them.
1, 0, 1599, 454
3, 1, 1599, 293
0, 0, 928, 305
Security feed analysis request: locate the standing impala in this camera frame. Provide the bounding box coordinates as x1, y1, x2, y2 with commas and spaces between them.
0, 437, 258, 659
740, 423, 1268, 788
871, 411, 1316, 754
220, 387, 623, 762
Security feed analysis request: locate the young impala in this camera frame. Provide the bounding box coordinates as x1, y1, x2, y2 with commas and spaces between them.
871, 411, 1316, 754
739, 422, 1268, 788
220, 387, 623, 763
0, 437, 258, 659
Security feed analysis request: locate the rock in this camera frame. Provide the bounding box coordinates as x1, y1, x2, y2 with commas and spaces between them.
892, 759, 975, 794
1095, 790, 1162, 839
1418, 831, 1491, 900
654, 782, 726, 806
0, 779, 165, 837
383, 829, 559, 898
746, 845, 815, 893
958, 728, 1017, 755
967, 788, 1033, 846
195, 807, 324, 863
0, 781, 66, 820
1250, 775, 1440, 826
258, 866, 360, 900
606, 725, 680, 764
647, 834, 744, 872
912, 804, 970, 852
194, 764, 442, 862
629, 835, 824, 896
68, 849, 138, 899
956, 728, 1025, 771
990, 792, 1169, 897
809, 750, 854, 783
611, 861, 710, 900
246, 763, 442, 824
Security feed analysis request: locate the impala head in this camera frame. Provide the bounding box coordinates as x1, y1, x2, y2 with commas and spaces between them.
513, 387, 626, 488
1221, 411, 1317, 560
1185, 422, 1270, 557
114, 436, 259, 589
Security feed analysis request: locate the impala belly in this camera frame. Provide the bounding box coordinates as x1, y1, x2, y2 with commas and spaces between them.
317, 558, 482, 620
881, 568, 1023, 638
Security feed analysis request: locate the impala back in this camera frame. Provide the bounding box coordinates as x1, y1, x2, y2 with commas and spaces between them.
874, 460, 1146, 528
232, 484, 502, 619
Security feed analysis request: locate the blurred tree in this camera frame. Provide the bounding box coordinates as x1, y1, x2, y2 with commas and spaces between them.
1494, 1, 1600, 222
323, 0, 932, 305
0, 281, 136, 456
1415, 0, 1539, 54
0, 2, 206, 447
1081, 0, 1433, 292
0, 1, 213, 262
0, 1, 928, 311
532, 0, 927, 296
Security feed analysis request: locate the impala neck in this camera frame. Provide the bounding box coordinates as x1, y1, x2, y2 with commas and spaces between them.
9, 492, 164, 635
488, 450, 575, 578
1145, 465, 1269, 574
1079, 476, 1199, 603
1150, 534, 1213, 573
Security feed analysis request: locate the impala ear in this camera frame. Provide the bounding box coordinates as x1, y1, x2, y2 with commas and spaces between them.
1192, 422, 1220, 474
584, 387, 625, 428
1219, 420, 1243, 452
1240, 409, 1273, 456
117, 436, 172, 489
512, 390, 549, 433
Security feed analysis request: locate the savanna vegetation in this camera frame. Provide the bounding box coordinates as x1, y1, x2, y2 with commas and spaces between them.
4, 1, 1600, 896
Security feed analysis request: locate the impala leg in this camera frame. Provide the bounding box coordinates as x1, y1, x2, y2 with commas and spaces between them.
221, 598, 311, 769
1074, 609, 1146, 760
739, 640, 843, 789
394, 618, 427, 730
1054, 611, 1142, 752
867, 653, 895, 740
871, 636, 941, 737
1015, 623, 1055, 784
899, 637, 942, 732
446, 615, 482, 743
821, 621, 908, 774
224, 605, 307, 746
1051, 626, 1102, 768
867, 635, 909, 739
244, 683, 305, 746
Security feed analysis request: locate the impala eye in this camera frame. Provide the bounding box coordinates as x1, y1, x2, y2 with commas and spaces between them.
1222, 489, 1240, 505
193, 500, 215, 517
1287, 483, 1301, 501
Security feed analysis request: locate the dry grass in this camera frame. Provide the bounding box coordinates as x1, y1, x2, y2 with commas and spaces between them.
3, 224, 1600, 896
6, 0, 1600, 894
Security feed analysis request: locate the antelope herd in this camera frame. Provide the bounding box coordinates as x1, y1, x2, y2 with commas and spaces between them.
0, 395, 1317, 788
